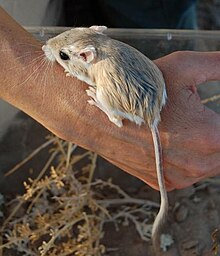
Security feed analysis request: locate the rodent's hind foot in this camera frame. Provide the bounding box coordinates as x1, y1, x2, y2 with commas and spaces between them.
109, 116, 123, 127
86, 87, 123, 127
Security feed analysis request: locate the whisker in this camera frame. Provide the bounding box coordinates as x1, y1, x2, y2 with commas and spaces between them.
32, 57, 48, 84
16, 42, 44, 48
11, 57, 47, 89
28, 52, 45, 62
32, 58, 48, 96
40, 60, 52, 107
0, 49, 14, 52
0, 45, 43, 54
38, 58, 48, 85
0, 49, 40, 52
51, 61, 55, 88
13, 52, 33, 60
6, 53, 45, 72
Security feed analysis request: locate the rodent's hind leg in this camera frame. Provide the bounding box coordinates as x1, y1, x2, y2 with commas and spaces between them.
87, 99, 123, 127
86, 86, 123, 127
108, 115, 123, 127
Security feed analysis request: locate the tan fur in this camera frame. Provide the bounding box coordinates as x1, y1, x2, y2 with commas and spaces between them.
43, 26, 168, 255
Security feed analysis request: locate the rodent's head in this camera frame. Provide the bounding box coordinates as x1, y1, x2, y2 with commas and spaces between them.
42, 26, 107, 75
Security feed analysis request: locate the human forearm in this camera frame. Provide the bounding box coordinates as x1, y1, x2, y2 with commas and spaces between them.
0, 8, 156, 185
0, 8, 91, 139
0, 7, 41, 99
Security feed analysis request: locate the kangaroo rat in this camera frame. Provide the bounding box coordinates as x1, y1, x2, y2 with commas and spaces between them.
42, 26, 168, 253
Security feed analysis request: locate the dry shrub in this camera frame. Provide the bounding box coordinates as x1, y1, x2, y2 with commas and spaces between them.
0, 136, 159, 256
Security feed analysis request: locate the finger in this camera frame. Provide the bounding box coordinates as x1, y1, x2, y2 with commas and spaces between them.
154, 51, 220, 86
145, 179, 175, 192
202, 154, 220, 179
165, 167, 200, 190
103, 154, 173, 191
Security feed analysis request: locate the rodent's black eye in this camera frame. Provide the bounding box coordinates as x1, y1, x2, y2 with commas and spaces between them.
59, 51, 70, 60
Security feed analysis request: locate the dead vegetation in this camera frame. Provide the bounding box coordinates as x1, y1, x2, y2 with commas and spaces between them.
0, 136, 159, 256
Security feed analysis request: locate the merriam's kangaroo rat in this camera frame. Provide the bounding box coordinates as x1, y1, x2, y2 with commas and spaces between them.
42, 26, 169, 254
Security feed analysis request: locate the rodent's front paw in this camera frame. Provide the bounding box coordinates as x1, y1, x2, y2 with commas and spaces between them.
87, 99, 97, 106
86, 86, 97, 99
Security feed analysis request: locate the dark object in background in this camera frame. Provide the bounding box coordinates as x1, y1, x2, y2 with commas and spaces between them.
63, 0, 197, 29
197, 0, 220, 29
63, 0, 98, 27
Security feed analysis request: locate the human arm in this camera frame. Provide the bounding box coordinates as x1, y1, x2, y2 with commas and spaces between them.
0, 7, 220, 191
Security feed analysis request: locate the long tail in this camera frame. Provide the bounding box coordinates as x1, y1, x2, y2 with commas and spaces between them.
150, 125, 169, 254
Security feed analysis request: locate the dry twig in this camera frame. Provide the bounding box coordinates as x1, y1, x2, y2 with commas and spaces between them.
0, 135, 157, 256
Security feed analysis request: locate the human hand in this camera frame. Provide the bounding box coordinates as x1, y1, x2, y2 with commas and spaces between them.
153, 51, 220, 190
100, 51, 220, 190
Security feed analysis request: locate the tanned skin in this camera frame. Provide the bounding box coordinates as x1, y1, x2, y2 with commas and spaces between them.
0, 7, 219, 196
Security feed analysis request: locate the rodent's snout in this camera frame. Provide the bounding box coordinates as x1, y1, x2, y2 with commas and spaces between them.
42, 45, 46, 51
42, 45, 56, 62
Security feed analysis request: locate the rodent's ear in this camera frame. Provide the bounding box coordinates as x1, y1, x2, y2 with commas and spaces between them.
89, 25, 107, 34
79, 45, 96, 63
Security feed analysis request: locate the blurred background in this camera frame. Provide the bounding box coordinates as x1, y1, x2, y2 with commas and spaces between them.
0, 1, 220, 255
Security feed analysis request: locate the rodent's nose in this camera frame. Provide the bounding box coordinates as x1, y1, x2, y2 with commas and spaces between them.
42, 45, 46, 51
42, 45, 56, 62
